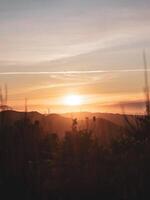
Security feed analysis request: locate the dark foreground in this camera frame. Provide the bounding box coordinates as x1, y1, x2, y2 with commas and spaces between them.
0, 112, 150, 200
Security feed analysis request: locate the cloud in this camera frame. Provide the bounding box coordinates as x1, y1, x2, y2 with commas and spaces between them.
103, 100, 146, 114
0, 69, 149, 75
1, 0, 150, 63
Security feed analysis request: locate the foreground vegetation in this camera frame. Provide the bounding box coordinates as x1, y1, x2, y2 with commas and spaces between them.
0, 112, 150, 200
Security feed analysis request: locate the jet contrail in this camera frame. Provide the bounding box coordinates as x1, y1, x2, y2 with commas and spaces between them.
0, 69, 149, 75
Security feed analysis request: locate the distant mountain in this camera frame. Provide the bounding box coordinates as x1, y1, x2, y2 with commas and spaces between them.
0, 110, 43, 124
0, 111, 72, 137
0, 111, 125, 142
62, 112, 135, 127
78, 117, 123, 145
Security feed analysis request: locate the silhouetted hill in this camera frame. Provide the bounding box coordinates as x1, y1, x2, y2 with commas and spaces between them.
0, 110, 123, 139
0, 110, 43, 124
62, 112, 135, 127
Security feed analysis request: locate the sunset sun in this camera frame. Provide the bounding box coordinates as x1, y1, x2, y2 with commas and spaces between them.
63, 94, 82, 106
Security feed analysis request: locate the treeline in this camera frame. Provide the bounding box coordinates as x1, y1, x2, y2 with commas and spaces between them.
0, 113, 150, 199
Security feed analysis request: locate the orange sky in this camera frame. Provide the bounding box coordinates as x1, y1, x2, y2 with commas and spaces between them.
0, 70, 148, 114
0, 0, 150, 114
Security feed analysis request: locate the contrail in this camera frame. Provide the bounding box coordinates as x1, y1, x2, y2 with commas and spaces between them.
0, 69, 150, 75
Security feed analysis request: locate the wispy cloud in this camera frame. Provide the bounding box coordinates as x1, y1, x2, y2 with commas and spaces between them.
0, 69, 149, 75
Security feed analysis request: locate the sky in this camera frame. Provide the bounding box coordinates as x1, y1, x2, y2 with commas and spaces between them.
0, 0, 150, 113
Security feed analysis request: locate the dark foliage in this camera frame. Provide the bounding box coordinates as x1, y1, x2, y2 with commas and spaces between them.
0, 112, 150, 200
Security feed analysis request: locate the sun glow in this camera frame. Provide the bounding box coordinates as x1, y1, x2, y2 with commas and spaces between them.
63, 94, 83, 106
